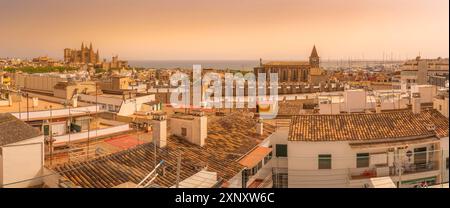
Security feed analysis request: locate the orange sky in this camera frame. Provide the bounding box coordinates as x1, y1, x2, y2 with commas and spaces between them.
0, 0, 448, 60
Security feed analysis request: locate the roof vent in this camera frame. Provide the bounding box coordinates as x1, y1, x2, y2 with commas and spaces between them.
191, 110, 205, 117
426, 124, 436, 131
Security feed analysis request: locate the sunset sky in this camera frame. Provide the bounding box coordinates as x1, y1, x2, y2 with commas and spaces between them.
0, 0, 448, 60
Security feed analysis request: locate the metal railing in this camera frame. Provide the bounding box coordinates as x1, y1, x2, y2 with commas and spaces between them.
349, 161, 440, 180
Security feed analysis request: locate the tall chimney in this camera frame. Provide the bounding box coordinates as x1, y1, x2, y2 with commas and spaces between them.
256, 119, 264, 135
152, 114, 167, 148
72, 97, 78, 108
192, 111, 207, 147
412, 92, 421, 114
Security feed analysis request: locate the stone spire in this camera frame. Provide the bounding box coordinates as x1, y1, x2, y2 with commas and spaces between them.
310, 45, 319, 58
309, 45, 320, 68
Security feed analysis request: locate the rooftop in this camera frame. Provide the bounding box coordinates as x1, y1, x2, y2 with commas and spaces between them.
263, 61, 310, 66
0, 113, 41, 146
54, 113, 275, 188
0, 95, 64, 113
288, 109, 449, 142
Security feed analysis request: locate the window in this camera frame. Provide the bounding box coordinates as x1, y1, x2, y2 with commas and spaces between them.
248, 161, 263, 176
357, 153, 370, 168
181, 128, 187, 137
264, 151, 273, 164
414, 147, 427, 166
446, 158, 449, 170
250, 167, 257, 176
439, 105, 442, 111
43, 125, 50, 136
257, 161, 263, 170
318, 154, 332, 169
276, 144, 287, 157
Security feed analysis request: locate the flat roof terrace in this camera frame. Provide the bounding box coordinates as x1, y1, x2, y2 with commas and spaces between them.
0, 95, 64, 114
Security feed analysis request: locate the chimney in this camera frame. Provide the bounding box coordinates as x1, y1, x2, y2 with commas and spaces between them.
7, 92, 13, 106
192, 110, 207, 147
152, 114, 167, 148
375, 100, 381, 113
412, 92, 421, 114
32, 97, 39, 107
256, 119, 264, 135
170, 110, 207, 147
72, 97, 78, 108
426, 123, 436, 131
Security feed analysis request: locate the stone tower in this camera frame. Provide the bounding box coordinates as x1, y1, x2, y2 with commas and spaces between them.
309, 45, 320, 68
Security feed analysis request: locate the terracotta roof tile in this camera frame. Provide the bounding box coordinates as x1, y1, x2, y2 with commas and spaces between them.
54, 113, 275, 188
288, 109, 448, 142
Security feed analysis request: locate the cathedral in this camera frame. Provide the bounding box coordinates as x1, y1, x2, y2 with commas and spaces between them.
64, 42, 100, 64
254, 45, 320, 83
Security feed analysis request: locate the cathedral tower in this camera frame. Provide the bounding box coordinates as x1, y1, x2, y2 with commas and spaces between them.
309, 45, 320, 68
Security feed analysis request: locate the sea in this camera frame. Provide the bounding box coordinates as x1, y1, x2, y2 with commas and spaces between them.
128, 60, 402, 71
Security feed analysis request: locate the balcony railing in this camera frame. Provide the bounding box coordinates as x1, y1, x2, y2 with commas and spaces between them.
401, 161, 439, 175
11, 105, 103, 120
349, 161, 440, 180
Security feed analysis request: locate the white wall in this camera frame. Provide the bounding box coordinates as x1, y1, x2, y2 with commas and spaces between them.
118, 94, 156, 116
78, 94, 156, 116
434, 97, 449, 118
343, 90, 367, 113
411, 85, 436, 103
11, 105, 101, 121
226, 169, 244, 188
288, 141, 354, 170
441, 137, 449, 183
53, 124, 131, 144
269, 129, 289, 169
287, 140, 439, 188
1, 136, 45, 188
170, 116, 207, 146
319, 102, 340, 114
50, 122, 67, 136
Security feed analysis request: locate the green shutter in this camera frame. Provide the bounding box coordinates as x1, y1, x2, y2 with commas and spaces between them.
43, 125, 49, 136
276, 144, 287, 157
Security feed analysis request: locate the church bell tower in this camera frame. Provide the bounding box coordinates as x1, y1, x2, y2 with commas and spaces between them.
309, 45, 320, 68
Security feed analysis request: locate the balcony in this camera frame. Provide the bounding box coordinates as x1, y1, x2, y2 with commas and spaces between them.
349, 161, 440, 180
401, 161, 439, 175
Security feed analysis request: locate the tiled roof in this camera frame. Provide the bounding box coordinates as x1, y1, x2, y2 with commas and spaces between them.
54, 113, 275, 188
0, 113, 41, 146
238, 146, 272, 168
288, 109, 449, 142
